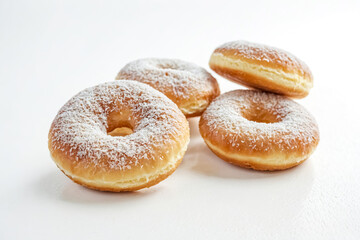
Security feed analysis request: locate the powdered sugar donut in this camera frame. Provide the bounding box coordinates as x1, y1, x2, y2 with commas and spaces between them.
48, 81, 190, 191
209, 41, 313, 98
199, 90, 319, 171
116, 58, 220, 117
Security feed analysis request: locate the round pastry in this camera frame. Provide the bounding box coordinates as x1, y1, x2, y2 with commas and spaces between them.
199, 90, 319, 171
116, 58, 220, 118
209, 40, 313, 98
48, 81, 190, 192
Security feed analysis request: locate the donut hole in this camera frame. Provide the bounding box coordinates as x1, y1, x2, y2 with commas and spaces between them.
241, 108, 280, 124
108, 127, 133, 137
107, 111, 134, 137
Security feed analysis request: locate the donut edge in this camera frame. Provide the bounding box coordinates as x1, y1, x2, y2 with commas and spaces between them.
50, 139, 189, 192
209, 52, 313, 98
202, 138, 316, 171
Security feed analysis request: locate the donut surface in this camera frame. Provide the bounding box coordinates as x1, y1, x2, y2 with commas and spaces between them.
199, 90, 319, 171
209, 41, 313, 98
116, 58, 220, 117
48, 81, 190, 191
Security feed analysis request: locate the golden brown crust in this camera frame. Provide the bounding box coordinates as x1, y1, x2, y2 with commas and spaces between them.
48, 137, 189, 191
209, 41, 313, 98
116, 58, 220, 117
201, 138, 312, 171
209, 62, 308, 98
213, 45, 312, 78
55, 144, 185, 191
203, 139, 307, 171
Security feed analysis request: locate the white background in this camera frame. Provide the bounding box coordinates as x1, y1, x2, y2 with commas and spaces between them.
1, 0, 360, 239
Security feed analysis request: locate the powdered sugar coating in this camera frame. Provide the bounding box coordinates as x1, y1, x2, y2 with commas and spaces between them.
214, 40, 312, 77
200, 90, 319, 154
116, 58, 219, 106
49, 81, 189, 171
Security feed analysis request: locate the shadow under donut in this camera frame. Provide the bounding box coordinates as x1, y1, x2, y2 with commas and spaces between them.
34, 170, 159, 204
184, 116, 315, 181
181, 128, 316, 222
184, 117, 276, 179
188, 117, 201, 138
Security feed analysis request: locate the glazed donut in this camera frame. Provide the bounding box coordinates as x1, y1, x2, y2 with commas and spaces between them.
199, 90, 319, 171
209, 40, 313, 98
116, 58, 220, 118
48, 81, 190, 191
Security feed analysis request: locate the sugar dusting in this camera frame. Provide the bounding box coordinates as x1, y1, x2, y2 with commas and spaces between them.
215, 40, 312, 76
49, 81, 187, 170
116, 58, 218, 100
200, 90, 319, 153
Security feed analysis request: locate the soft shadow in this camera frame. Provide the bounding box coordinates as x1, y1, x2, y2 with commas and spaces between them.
34, 170, 159, 204
185, 117, 269, 179
181, 135, 315, 220
188, 117, 201, 138
182, 138, 314, 180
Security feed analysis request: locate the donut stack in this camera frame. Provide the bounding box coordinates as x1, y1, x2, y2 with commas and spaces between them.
200, 40, 319, 171
48, 40, 319, 192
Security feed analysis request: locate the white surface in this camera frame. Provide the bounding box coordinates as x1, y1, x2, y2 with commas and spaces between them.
1, 0, 360, 239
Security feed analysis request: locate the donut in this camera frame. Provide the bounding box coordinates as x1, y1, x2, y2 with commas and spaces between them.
48, 81, 190, 192
116, 58, 220, 117
209, 40, 313, 98
199, 90, 319, 171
